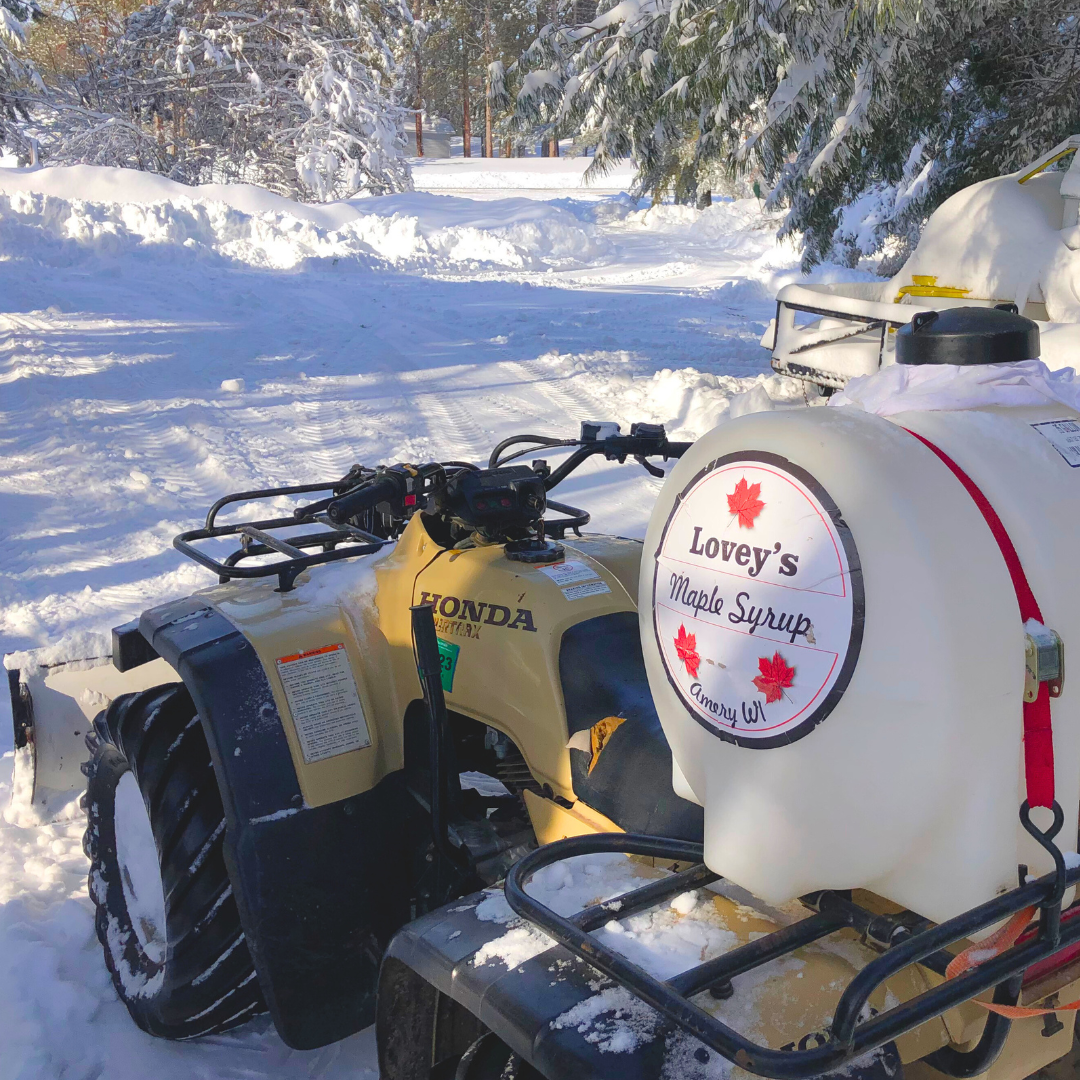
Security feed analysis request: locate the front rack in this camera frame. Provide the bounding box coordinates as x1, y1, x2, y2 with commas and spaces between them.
505, 831, 1080, 1080
174, 481, 389, 593
174, 482, 594, 593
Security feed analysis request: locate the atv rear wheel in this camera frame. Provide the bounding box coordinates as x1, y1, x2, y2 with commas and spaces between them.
83, 682, 265, 1039
453, 1033, 544, 1079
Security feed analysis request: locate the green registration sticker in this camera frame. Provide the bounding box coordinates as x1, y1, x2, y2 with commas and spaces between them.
437, 638, 460, 693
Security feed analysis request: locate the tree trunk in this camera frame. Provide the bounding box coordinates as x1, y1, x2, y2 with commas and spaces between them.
462, 83, 471, 158
547, 0, 559, 158
414, 0, 423, 155
484, 0, 493, 157
483, 81, 492, 158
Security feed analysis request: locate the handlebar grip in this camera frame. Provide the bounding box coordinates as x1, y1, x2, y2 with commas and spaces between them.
665, 442, 692, 458
326, 477, 399, 523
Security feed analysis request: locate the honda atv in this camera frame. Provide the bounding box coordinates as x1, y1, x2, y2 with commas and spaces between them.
8, 308, 1080, 1080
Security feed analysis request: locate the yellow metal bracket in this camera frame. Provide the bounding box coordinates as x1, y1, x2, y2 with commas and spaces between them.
894, 275, 971, 304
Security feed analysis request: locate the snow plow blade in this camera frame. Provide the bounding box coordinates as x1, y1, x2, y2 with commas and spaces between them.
5, 624, 178, 823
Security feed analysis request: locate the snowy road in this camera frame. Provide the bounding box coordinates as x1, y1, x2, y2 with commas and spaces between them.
0, 159, 846, 1079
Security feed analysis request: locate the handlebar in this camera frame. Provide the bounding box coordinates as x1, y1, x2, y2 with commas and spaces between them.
543, 433, 690, 490
321, 421, 689, 529
326, 477, 400, 524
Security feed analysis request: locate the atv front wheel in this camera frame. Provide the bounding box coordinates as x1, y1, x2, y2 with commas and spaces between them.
83, 682, 264, 1038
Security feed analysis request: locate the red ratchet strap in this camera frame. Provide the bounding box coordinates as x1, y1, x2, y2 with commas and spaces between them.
902, 429, 1055, 809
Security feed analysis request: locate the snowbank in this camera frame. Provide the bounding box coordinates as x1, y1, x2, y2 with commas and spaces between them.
412, 156, 636, 193
0, 166, 611, 272
518, 350, 818, 442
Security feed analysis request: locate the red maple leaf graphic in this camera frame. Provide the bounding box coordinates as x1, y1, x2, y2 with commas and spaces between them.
727, 478, 764, 528
753, 652, 795, 704
673, 624, 700, 679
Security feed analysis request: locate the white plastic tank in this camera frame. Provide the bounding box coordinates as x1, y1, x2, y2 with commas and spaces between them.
641, 311, 1080, 925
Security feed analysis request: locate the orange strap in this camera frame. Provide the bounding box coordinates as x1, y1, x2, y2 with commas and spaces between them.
946, 906, 1080, 1017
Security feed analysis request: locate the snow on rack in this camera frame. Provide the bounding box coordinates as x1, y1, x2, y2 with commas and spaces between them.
467, 851, 861, 1071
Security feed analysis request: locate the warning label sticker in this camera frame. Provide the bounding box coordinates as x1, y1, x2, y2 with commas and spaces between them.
539, 560, 599, 587
1032, 419, 1080, 467
275, 643, 371, 764
562, 580, 612, 601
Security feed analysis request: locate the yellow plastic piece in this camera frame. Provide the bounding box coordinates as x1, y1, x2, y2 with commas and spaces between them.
587, 715, 626, 773
1018, 147, 1078, 185
894, 275, 971, 303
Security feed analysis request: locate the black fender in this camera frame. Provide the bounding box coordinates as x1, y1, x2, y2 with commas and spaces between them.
140, 597, 413, 1050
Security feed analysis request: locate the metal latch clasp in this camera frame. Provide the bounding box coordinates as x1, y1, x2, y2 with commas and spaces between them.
1025, 620, 1064, 702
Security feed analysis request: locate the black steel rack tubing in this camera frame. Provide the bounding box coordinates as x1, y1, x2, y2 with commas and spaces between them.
176, 480, 389, 591
572, 862, 720, 934
504, 833, 1080, 1080
205, 482, 335, 529
544, 499, 590, 539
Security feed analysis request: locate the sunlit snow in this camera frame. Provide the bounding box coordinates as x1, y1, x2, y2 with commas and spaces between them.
0, 156, 871, 1079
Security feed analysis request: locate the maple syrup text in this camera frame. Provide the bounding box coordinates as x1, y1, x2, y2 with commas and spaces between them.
669, 572, 726, 616
667, 576, 812, 645
688, 527, 799, 577
728, 591, 812, 644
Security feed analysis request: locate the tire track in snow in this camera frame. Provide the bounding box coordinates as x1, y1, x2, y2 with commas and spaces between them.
504, 359, 611, 428
410, 386, 492, 464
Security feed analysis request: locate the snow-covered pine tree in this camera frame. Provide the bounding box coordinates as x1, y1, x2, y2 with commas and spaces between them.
23, 0, 414, 198
511, 0, 1080, 268
0, 0, 40, 161
293, 0, 414, 197
121, 0, 415, 197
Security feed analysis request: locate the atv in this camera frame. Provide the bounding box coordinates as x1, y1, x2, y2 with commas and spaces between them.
765, 134, 1080, 391
9, 308, 1080, 1080
8, 420, 699, 1048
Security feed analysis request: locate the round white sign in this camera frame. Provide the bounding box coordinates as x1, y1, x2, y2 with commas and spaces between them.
652, 452, 863, 748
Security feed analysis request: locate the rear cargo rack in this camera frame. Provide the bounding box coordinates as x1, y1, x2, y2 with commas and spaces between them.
174, 481, 389, 593
505, 831, 1080, 1080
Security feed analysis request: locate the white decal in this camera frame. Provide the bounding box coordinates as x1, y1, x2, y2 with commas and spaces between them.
539, 559, 600, 586
654, 456, 860, 747
1032, 419, 1080, 468
562, 580, 612, 601
275, 643, 371, 763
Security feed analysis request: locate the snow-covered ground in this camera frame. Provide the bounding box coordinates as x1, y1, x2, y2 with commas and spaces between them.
0, 159, 863, 1078
411, 154, 638, 200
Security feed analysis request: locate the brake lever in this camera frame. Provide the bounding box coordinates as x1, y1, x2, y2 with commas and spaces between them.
636, 454, 665, 478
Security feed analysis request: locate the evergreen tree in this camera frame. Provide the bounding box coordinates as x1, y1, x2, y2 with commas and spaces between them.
409, 0, 555, 156
510, 0, 1080, 267
0, 0, 40, 161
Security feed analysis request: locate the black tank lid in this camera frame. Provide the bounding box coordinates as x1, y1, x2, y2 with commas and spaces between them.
896, 305, 1040, 366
